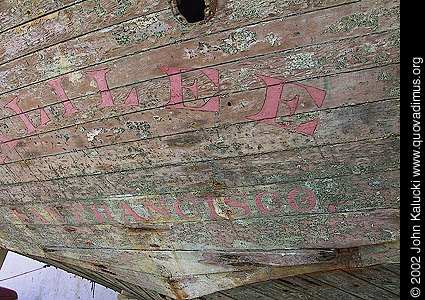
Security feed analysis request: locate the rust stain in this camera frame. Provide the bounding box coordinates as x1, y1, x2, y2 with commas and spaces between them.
41, 247, 57, 253
165, 278, 189, 300
87, 261, 117, 276
95, 164, 114, 171
336, 247, 362, 268
63, 226, 77, 233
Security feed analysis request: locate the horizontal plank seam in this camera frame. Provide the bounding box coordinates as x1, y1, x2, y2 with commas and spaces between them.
7, 240, 400, 254
0, 207, 400, 226
0, 30, 400, 128
303, 274, 368, 300
0, 166, 400, 206
0, 133, 400, 188
380, 264, 400, 275
3, 96, 400, 168
0, 0, 88, 35
341, 269, 399, 296
0, 7, 396, 99
0, 4, 169, 67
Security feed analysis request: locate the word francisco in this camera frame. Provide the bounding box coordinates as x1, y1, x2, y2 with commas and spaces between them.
0, 66, 327, 164
10, 188, 323, 225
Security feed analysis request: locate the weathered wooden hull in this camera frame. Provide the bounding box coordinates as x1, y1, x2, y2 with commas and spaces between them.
0, 0, 400, 298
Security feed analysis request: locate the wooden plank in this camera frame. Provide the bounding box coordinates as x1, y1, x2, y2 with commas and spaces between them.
0, 0, 82, 33
0, 0, 367, 94
343, 266, 400, 295
381, 263, 400, 274
275, 274, 363, 300
10, 242, 397, 299
0, 0, 168, 65
0, 134, 400, 205
203, 292, 237, 300
26, 248, 339, 277
0, 208, 399, 251
245, 280, 315, 300
0, 0, 399, 110
0, 59, 400, 167
0, 168, 400, 224
307, 269, 399, 299
220, 285, 278, 300
0, 96, 400, 185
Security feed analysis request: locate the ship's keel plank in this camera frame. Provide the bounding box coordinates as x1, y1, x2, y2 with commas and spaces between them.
13, 241, 397, 299
0, 135, 399, 205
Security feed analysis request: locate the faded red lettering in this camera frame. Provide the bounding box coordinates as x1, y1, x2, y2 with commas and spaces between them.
287, 188, 316, 212
86, 68, 139, 108
247, 75, 326, 136
45, 76, 79, 117
91, 205, 115, 223
68, 205, 85, 223
224, 194, 250, 217
44, 207, 65, 223
141, 200, 170, 221
173, 198, 200, 219
159, 67, 220, 112
201, 196, 222, 219
121, 203, 144, 222
255, 191, 282, 215
11, 208, 29, 222
32, 209, 48, 224
5, 97, 50, 135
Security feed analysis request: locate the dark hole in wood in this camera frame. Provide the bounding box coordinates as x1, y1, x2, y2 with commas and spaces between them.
176, 0, 206, 23
227, 102, 232, 106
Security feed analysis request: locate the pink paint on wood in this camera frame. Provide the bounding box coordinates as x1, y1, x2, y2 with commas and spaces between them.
287, 188, 317, 212
68, 205, 86, 223
159, 66, 220, 112
32, 209, 49, 224
141, 200, 170, 221
173, 198, 200, 219
201, 196, 222, 219
328, 205, 337, 212
121, 203, 145, 222
90, 205, 116, 222
45, 76, 80, 117
255, 191, 282, 215
85, 69, 139, 108
11, 208, 30, 222
247, 74, 327, 136
224, 194, 251, 217
44, 207, 65, 223
5, 97, 50, 135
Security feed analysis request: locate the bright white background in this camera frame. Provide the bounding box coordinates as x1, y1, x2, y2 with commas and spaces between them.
0, 251, 118, 300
